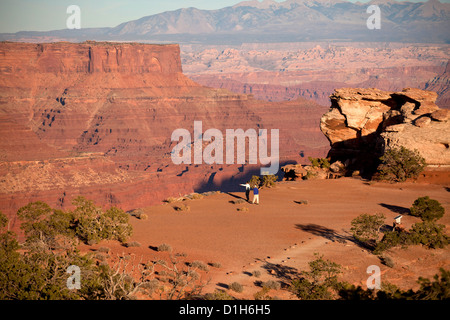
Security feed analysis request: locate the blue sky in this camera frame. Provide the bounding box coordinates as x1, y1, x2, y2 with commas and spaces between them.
0, 0, 447, 33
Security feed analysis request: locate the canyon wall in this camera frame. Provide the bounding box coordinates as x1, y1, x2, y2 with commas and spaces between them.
425, 61, 450, 109
0, 41, 329, 229
183, 44, 450, 108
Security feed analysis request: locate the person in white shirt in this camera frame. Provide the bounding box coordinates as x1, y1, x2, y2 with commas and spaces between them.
239, 182, 251, 202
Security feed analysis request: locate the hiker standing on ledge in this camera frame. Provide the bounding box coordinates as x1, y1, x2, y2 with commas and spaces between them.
240, 182, 251, 202
252, 186, 260, 205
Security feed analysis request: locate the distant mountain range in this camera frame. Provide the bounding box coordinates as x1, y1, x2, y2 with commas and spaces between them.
1, 0, 450, 44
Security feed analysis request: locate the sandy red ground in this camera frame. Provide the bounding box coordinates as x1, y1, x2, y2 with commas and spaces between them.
83, 173, 450, 299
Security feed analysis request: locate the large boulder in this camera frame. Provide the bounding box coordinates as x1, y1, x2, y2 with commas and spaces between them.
320, 87, 450, 171
381, 120, 450, 166
281, 164, 307, 180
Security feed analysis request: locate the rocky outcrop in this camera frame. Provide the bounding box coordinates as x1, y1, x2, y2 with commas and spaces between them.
281, 163, 343, 181
381, 111, 450, 166
281, 164, 308, 180
320, 87, 450, 173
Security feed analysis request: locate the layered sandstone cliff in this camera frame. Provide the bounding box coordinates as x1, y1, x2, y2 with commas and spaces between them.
0, 41, 182, 74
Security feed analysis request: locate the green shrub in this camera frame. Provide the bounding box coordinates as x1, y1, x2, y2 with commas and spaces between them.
380, 255, 395, 268
414, 268, 450, 300
0, 212, 8, 229
290, 253, 342, 300
2, 203, 209, 300
1, 209, 103, 300
292, 277, 332, 300
337, 282, 378, 300
376, 146, 426, 182
205, 289, 234, 300
17, 202, 75, 247
308, 157, 330, 169
350, 213, 385, 247
209, 262, 222, 268
262, 280, 281, 290
229, 282, 244, 293
97, 246, 110, 253
410, 196, 445, 222
409, 221, 449, 249
125, 241, 141, 247
254, 286, 274, 300
339, 268, 450, 300
70, 197, 132, 244
102, 207, 133, 243
94, 253, 107, 261
0, 212, 20, 254
140, 279, 160, 295
373, 202, 448, 253
190, 260, 209, 271
248, 175, 261, 188
0, 220, 19, 255
374, 230, 411, 254
262, 175, 277, 188
252, 270, 262, 278
157, 243, 172, 252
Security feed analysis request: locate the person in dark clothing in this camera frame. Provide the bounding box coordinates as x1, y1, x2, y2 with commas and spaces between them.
240, 182, 251, 201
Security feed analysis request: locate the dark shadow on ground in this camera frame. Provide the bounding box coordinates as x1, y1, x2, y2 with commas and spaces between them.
216, 282, 229, 289
193, 159, 297, 195
225, 192, 246, 201
379, 203, 410, 215
295, 223, 351, 243
194, 165, 263, 194
380, 223, 394, 233
255, 258, 300, 288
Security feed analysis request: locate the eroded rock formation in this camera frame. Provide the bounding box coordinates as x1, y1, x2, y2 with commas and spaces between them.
320, 87, 450, 175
